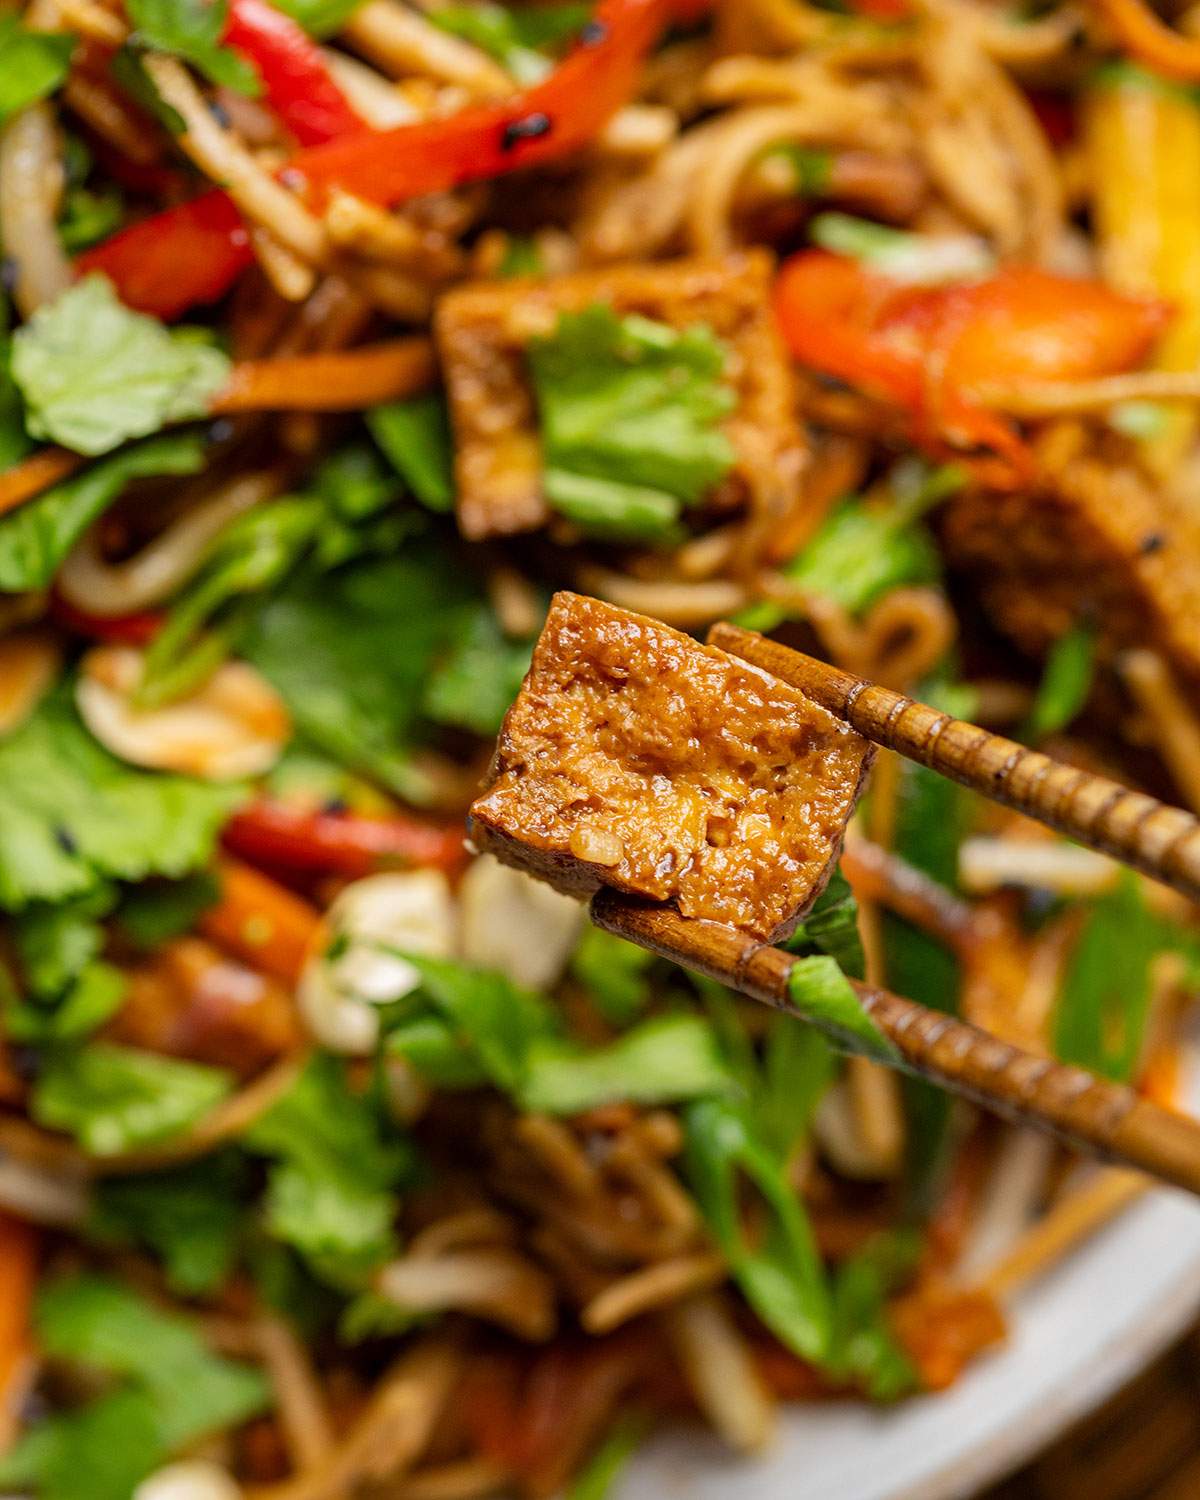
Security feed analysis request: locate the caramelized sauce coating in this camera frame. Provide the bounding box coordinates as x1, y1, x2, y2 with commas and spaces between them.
470, 593, 874, 942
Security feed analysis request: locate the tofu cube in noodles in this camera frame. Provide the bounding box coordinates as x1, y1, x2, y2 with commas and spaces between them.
940, 450, 1200, 683
470, 593, 874, 943
434, 251, 804, 541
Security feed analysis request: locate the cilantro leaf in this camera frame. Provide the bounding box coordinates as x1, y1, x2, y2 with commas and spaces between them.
520, 1013, 732, 1115
391, 954, 729, 1115
0, 17, 74, 125
0, 433, 206, 591
396, 953, 560, 1095
0, 686, 240, 911
368, 394, 455, 513
240, 545, 477, 803
526, 305, 737, 539
244, 1053, 418, 1284
0, 1387, 161, 1500
421, 599, 534, 737
4, 1272, 282, 1493
32, 1044, 233, 1155
88, 1153, 248, 1294
125, 0, 262, 94
12, 276, 231, 455
117, 872, 221, 948
3, 888, 126, 1043
738, 461, 961, 629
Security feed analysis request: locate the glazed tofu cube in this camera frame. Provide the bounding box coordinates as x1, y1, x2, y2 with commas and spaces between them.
941, 449, 1200, 682
434, 251, 804, 540
470, 593, 874, 942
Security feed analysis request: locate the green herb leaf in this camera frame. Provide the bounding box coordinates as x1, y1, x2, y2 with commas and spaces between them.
421, 600, 534, 737
3, 887, 125, 1043
244, 1053, 418, 1284
0, 1387, 161, 1500
570, 926, 655, 1026
0, 17, 74, 125
240, 546, 479, 803
0, 432, 206, 591
1023, 622, 1096, 743
527, 305, 737, 534
429, 2, 589, 82
367, 394, 455, 512
685, 1095, 832, 1362
117, 872, 221, 947
787, 954, 895, 1062
810, 212, 993, 285
520, 1014, 732, 1115
34, 1274, 268, 1448
755, 1014, 836, 1163
0, 685, 240, 911
267, 0, 363, 36
567, 1413, 648, 1500
542, 467, 685, 545
58, 185, 124, 254
33, 1044, 233, 1155
12, 276, 231, 455
827, 1232, 921, 1400
786, 866, 866, 979
740, 476, 953, 630
397, 953, 560, 1094
125, 0, 262, 94
1053, 872, 1164, 1082
88, 1153, 248, 1294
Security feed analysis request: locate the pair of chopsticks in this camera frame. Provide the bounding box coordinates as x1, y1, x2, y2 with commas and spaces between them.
592, 623, 1200, 1199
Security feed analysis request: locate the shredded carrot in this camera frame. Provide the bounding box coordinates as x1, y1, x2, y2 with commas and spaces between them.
198, 858, 324, 986
1093, 0, 1200, 80
0, 448, 84, 519
0, 1213, 38, 1449
210, 336, 437, 413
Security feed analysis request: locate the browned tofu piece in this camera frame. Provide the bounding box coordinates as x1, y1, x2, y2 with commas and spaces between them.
940, 448, 1200, 681
434, 251, 805, 541
470, 593, 874, 942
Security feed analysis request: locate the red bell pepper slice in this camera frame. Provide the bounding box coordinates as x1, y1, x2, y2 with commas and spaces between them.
223, 798, 468, 880
773, 251, 1171, 485
49, 593, 165, 645
79, 0, 670, 318
222, 0, 362, 147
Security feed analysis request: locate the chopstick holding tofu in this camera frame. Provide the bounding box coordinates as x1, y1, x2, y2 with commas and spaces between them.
471, 593, 1200, 1195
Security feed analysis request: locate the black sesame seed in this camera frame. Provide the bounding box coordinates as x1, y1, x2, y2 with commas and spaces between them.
322, 796, 349, 816
208, 100, 232, 129
54, 826, 78, 856
0, 257, 18, 293
207, 417, 236, 445
580, 19, 608, 43
500, 112, 553, 153
1139, 531, 1167, 556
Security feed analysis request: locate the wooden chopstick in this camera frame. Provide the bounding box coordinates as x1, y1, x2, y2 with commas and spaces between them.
710, 622, 1200, 907
592, 891, 1200, 1198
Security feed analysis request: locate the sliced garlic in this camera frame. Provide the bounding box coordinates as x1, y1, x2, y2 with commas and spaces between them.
77, 645, 290, 780
133, 1460, 241, 1500
298, 870, 455, 1054
458, 854, 583, 991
